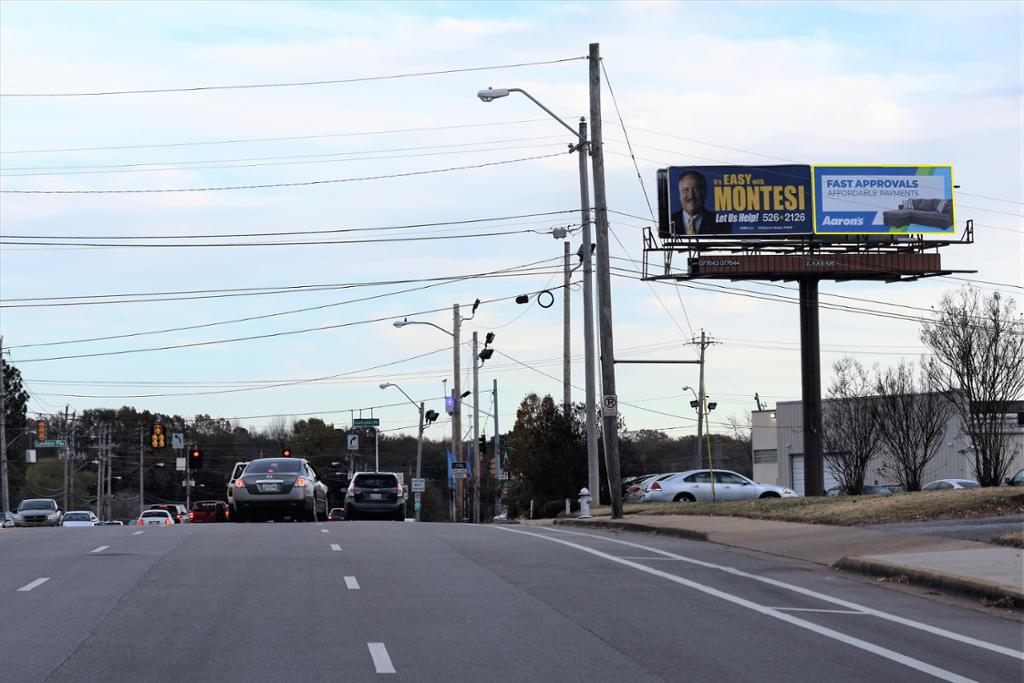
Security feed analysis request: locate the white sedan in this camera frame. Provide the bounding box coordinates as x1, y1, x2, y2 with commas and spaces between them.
643, 469, 798, 503
136, 509, 175, 526
61, 511, 100, 527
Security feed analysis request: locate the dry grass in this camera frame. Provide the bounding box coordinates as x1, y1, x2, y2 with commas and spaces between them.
592, 488, 1024, 526
991, 531, 1024, 548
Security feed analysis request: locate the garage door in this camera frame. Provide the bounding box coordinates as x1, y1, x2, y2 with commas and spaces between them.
789, 454, 840, 496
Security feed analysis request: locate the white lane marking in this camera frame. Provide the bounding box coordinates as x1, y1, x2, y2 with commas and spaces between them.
18, 577, 50, 592
772, 608, 867, 615
91, 545, 110, 553
367, 642, 395, 674
321, 529, 330, 533
330, 543, 342, 551
546, 527, 1023, 661
132, 531, 144, 535
500, 527, 976, 683
345, 576, 360, 590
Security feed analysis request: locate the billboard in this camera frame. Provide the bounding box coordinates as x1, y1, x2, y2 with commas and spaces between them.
658, 165, 813, 239
813, 165, 955, 235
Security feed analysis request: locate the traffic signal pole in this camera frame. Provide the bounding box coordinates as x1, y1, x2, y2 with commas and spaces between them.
472, 331, 481, 524
138, 426, 144, 516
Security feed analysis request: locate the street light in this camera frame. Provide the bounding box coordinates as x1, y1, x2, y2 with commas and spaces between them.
394, 301, 479, 522
479, 86, 600, 505
380, 382, 434, 523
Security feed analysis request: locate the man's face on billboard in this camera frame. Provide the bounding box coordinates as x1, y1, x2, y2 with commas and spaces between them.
678, 173, 705, 216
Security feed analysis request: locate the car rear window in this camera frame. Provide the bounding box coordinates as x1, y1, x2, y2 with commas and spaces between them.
193, 502, 221, 511
64, 512, 91, 521
142, 510, 170, 518
245, 459, 302, 474
354, 474, 398, 488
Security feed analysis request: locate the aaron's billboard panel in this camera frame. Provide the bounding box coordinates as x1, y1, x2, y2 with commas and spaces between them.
813, 165, 955, 235
658, 165, 813, 239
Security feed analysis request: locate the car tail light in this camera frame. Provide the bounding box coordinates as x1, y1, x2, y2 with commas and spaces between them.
189, 511, 195, 520
347, 481, 355, 495
651, 482, 662, 491
295, 476, 307, 487
137, 519, 144, 526
165, 518, 173, 525
396, 485, 403, 497
234, 478, 245, 488
225, 509, 230, 519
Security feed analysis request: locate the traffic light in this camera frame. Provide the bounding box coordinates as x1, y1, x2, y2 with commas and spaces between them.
479, 435, 488, 456
445, 395, 456, 415
151, 423, 166, 449
37, 420, 46, 441
424, 410, 439, 425
189, 448, 203, 469
281, 448, 292, 457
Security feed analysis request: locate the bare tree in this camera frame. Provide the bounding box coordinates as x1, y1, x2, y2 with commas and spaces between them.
822, 358, 884, 495
921, 287, 1024, 486
873, 359, 953, 491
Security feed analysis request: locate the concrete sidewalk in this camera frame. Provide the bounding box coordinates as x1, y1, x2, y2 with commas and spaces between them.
551, 514, 1024, 607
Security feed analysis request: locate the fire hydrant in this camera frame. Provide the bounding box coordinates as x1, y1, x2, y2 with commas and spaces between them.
578, 487, 592, 519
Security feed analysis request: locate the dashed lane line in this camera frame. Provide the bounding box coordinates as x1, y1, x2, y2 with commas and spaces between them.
367, 642, 395, 674
91, 545, 110, 553
321, 529, 330, 533
132, 531, 144, 535
18, 578, 49, 592
330, 543, 342, 551
345, 576, 360, 590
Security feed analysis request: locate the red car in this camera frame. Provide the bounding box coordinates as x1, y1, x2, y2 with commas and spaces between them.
189, 500, 230, 523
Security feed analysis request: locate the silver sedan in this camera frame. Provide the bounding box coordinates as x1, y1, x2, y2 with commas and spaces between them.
231, 457, 329, 522
643, 469, 798, 503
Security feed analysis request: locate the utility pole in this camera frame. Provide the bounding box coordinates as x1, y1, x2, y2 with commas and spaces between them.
138, 425, 144, 516
589, 42, 623, 518
105, 423, 113, 520
472, 332, 481, 524
576, 118, 600, 507
62, 406, 70, 511
97, 425, 105, 516
452, 304, 464, 522
0, 335, 8, 514
563, 241, 571, 414
415, 402, 424, 523
493, 378, 501, 518
692, 330, 716, 469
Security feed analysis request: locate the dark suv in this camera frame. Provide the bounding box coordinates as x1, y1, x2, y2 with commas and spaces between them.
345, 472, 406, 521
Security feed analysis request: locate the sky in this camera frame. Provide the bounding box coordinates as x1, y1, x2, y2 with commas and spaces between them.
1, 0, 1021, 443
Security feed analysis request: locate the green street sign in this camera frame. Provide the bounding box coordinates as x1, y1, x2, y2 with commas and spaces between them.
352, 418, 380, 428
34, 439, 67, 448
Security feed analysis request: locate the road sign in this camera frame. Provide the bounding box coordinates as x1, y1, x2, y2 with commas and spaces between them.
602, 394, 618, 417
176, 457, 186, 471
171, 433, 184, 450
347, 434, 359, 450
411, 478, 425, 493
353, 418, 380, 428
498, 472, 509, 481
34, 439, 66, 448
451, 462, 468, 479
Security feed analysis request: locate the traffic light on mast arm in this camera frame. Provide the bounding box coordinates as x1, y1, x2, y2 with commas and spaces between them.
37, 420, 47, 440
479, 435, 488, 456
189, 448, 203, 469
281, 448, 292, 457
151, 423, 166, 449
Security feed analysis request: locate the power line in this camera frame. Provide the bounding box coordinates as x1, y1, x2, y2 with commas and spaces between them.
0, 151, 568, 194
1, 56, 587, 97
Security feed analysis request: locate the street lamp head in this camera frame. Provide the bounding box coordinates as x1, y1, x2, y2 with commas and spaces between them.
393, 319, 408, 328
379, 382, 392, 390
682, 385, 692, 392
477, 87, 509, 102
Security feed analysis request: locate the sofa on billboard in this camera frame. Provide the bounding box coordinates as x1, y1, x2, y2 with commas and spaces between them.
882, 198, 953, 229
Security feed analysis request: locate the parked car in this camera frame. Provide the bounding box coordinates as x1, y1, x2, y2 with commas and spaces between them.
13, 498, 63, 527
643, 469, 798, 503
2, 512, 15, 528
921, 479, 981, 491
149, 503, 187, 523
826, 485, 893, 496
231, 457, 329, 522
137, 509, 175, 526
345, 471, 406, 521
625, 473, 666, 502
189, 500, 229, 523
1005, 469, 1024, 486
62, 511, 101, 527
327, 507, 346, 521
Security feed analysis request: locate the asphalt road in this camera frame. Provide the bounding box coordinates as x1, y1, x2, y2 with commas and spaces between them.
864, 515, 1024, 543
2, 521, 1022, 682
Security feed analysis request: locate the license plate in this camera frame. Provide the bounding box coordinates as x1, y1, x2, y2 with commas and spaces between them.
369, 493, 382, 500
258, 484, 280, 493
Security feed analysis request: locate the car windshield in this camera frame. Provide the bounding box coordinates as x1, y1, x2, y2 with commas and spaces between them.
19, 500, 56, 511
955, 480, 980, 488
354, 474, 398, 488
245, 459, 302, 474
64, 513, 91, 521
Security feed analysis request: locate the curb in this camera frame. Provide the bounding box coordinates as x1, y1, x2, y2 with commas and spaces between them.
552, 518, 709, 542
834, 556, 1024, 608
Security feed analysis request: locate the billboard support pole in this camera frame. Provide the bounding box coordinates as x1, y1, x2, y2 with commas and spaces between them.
799, 277, 825, 496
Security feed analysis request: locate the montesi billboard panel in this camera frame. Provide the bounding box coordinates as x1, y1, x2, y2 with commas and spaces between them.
658, 165, 813, 239
813, 165, 955, 235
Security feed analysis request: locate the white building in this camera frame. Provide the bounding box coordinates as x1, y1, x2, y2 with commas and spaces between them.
751, 401, 1023, 494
